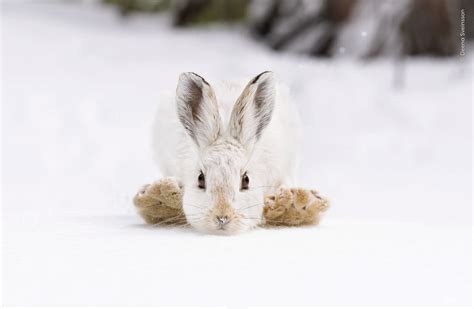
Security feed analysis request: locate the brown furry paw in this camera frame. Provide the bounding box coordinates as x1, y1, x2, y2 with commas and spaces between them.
133, 177, 186, 225
263, 187, 329, 226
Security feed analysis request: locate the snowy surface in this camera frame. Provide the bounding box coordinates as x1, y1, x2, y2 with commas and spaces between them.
2, 1, 472, 306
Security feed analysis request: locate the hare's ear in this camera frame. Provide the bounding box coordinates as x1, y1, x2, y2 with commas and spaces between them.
176, 72, 222, 148
228, 71, 275, 151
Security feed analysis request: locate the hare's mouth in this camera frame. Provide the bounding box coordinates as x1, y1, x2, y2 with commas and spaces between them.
185, 210, 257, 235
203, 217, 245, 235
211, 218, 240, 235
212, 227, 236, 235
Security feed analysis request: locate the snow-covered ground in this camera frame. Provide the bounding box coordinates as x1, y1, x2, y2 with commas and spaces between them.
2, 1, 472, 306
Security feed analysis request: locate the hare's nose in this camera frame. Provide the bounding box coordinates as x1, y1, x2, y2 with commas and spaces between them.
216, 216, 229, 226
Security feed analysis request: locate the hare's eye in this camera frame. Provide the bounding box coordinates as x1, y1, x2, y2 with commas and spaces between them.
241, 172, 249, 190
198, 172, 206, 189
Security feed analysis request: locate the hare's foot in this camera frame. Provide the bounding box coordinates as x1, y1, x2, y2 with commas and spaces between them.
263, 187, 329, 226
133, 177, 186, 225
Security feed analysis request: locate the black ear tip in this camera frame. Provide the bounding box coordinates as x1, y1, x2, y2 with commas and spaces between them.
250, 71, 274, 84
179, 72, 210, 86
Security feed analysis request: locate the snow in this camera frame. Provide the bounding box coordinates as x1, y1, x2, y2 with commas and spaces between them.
2, 1, 472, 306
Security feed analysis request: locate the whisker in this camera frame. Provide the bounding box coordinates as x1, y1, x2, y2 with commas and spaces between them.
148, 210, 205, 226
239, 203, 264, 211
240, 217, 263, 221
151, 221, 185, 227
264, 218, 304, 225
247, 185, 281, 190
183, 203, 207, 210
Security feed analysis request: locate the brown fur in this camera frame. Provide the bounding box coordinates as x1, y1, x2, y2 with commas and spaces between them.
133, 178, 186, 225
263, 187, 329, 226
208, 186, 238, 223
133, 178, 329, 229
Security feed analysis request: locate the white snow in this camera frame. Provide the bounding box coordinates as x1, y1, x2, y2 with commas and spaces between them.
2, 1, 472, 306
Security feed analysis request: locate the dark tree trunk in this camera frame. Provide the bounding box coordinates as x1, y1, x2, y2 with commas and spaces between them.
249, 0, 461, 57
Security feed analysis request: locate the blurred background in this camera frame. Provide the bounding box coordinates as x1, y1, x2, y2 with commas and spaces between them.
104, 0, 473, 57
2, 0, 472, 306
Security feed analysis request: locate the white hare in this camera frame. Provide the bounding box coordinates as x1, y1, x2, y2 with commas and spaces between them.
134, 71, 328, 234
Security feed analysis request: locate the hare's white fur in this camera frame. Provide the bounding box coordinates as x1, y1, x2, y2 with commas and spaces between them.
153, 72, 301, 234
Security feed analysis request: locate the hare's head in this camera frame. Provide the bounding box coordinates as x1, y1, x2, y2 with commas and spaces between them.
176, 71, 275, 234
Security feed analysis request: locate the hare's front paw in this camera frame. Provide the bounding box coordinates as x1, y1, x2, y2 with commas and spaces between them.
133, 177, 185, 225
263, 187, 329, 226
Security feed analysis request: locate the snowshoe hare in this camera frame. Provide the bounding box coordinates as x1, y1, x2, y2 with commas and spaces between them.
134, 71, 328, 234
